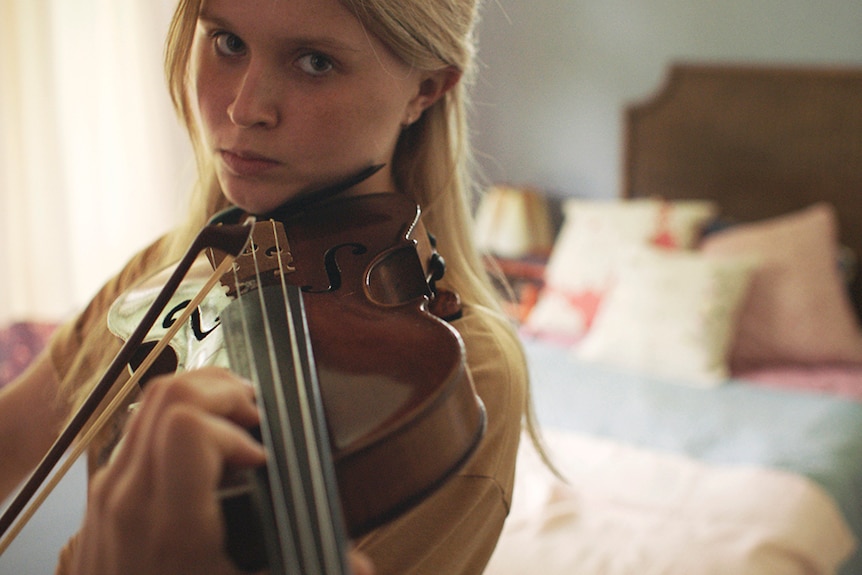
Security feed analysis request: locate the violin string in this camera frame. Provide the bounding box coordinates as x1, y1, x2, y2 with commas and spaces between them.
239, 224, 310, 573
271, 221, 344, 575
230, 231, 298, 573
0, 253, 239, 557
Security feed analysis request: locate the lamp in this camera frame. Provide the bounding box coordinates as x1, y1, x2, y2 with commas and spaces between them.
474, 185, 555, 259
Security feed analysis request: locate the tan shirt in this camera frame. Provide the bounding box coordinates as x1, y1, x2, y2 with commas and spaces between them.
50, 237, 527, 575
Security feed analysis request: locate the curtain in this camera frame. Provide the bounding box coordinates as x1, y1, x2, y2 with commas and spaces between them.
0, 0, 194, 325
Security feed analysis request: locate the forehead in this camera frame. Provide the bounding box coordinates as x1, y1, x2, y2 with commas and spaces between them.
197, 0, 364, 42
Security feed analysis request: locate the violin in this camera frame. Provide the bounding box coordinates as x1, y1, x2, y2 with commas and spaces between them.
0, 172, 487, 575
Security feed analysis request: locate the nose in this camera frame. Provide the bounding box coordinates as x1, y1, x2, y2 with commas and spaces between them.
227, 62, 280, 129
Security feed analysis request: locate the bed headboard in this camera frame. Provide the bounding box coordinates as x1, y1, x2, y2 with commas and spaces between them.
623, 63, 862, 320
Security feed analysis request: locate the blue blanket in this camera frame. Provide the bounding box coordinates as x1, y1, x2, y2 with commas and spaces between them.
522, 336, 862, 575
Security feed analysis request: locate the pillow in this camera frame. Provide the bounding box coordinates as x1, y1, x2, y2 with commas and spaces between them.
523, 198, 717, 343
700, 203, 862, 370
738, 364, 862, 403
573, 246, 755, 386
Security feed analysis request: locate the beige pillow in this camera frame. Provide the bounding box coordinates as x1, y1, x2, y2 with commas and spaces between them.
573, 246, 754, 386
701, 203, 862, 370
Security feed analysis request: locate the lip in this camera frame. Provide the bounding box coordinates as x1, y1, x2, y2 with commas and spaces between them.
219, 149, 281, 177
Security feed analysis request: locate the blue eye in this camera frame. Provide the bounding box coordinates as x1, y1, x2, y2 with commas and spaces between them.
297, 53, 333, 76
213, 32, 246, 57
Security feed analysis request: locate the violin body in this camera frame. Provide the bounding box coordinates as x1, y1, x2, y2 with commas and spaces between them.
128, 192, 486, 571
226, 193, 484, 531
0, 191, 484, 574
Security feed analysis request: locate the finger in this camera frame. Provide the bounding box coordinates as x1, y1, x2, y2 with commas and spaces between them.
93, 401, 265, 528
110, 367, 259, 472
80, 403, 266, 575
350, 550, 376, 575
128, 404, 264, 563
100, 367, 263, 531
145, 367, 260, 426
148, 403, 265, 507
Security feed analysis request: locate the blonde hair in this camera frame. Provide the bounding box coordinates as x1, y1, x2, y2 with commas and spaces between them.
64, 0, 542, 457
163, 0, 493, 312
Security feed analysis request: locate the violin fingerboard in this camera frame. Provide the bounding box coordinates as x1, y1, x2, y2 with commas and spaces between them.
221, 284, 350, 575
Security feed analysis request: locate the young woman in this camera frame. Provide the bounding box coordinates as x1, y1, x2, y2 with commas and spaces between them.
0, 0, 528, 573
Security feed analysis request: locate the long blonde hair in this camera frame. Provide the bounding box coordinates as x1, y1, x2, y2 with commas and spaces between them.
163, 0, 497, 315
63, 0, 541, 453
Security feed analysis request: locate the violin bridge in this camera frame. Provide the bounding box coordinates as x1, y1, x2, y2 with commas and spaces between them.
208, 220, 296, 297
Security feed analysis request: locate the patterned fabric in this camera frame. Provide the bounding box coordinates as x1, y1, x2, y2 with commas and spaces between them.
523, 198, 717, 343
0, 322, 58, 388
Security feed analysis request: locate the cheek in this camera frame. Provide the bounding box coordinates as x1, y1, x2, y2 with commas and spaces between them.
191, 55, 230, 139
294, 96, 401, 159
194, 75, 221, 136
338, 91, 409, 152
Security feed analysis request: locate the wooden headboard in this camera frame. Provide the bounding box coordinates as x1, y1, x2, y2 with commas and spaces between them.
623, 63, 862, 319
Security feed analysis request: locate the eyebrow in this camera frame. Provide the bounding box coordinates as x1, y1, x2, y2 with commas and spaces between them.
197, 11, 362, 54
196, 12, 243, 39
197, 12, 231, 31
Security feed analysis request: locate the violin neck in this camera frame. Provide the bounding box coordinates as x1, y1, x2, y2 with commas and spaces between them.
221, 283, 350, 575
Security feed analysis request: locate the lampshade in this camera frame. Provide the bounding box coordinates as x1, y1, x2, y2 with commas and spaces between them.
474, 185, 555, 258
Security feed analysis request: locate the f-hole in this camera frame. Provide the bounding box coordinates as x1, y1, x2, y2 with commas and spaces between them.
303, 242, 367, 293
164, 300, 220, 341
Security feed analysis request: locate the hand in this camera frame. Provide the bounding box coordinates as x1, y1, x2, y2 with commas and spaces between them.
69, 367, 266, 575
66, 367, 375, 575
350, 550, 376, 575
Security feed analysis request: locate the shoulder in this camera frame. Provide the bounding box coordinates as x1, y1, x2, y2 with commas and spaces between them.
453, 305, 527, 386
356, 306, 528, 574
357, 473, 511, 575
48, 236, 174, 388
450, 305, 527, 508
453, 305, 528, 424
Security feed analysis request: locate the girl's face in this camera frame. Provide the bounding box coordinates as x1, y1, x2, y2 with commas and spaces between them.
191, 0, 448, 214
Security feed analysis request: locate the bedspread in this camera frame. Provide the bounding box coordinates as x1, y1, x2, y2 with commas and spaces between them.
487, 429, 855, 575
517, 335, 862, 574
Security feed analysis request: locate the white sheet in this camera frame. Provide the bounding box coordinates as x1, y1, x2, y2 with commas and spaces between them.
486, 429, 856, 575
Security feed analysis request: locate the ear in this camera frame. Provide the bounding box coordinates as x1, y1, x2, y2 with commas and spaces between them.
403, 67, 462, 126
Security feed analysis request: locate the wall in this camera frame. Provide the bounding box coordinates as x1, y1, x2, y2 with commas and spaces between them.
470, 0, 862, 200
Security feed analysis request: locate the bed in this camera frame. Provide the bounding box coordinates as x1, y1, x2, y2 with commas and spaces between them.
3, 63, 862, 575
489, 63, 862, 575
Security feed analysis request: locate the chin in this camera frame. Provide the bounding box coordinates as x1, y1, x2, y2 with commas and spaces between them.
221, 182, 296, 216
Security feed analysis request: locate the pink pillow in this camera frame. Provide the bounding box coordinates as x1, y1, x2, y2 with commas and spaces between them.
701, 203, 862, 370
739, 365, 862, 403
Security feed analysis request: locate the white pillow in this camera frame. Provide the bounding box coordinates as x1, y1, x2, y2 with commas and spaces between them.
573, 246, 755, 386
524, 198, 717, 343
